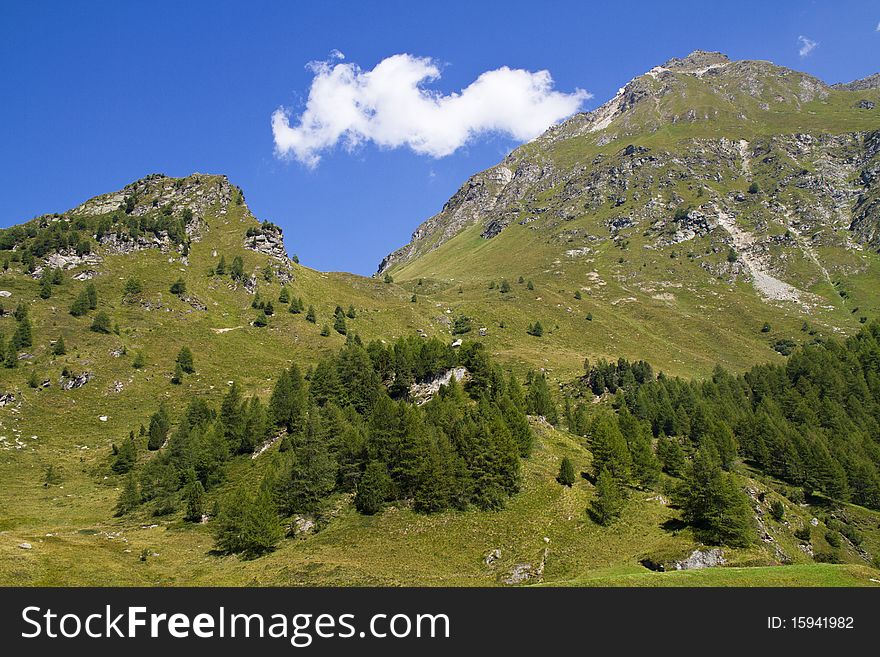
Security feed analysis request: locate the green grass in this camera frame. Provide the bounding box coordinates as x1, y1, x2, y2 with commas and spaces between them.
551, 563, 880, 587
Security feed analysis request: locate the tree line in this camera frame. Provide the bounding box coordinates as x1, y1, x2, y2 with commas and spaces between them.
571, 322, 880, 512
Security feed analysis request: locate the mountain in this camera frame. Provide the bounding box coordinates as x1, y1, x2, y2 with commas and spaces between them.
378, 51, 880, 374
2, 53, 880, 588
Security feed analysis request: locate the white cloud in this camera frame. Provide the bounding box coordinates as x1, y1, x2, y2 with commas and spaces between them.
876, 21, 880, 32
272, 53, 590, 167
798, 35, 818, 57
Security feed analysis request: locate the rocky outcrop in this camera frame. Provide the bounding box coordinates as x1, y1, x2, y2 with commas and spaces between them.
832, 73, 880, 92
674, 548, 725, 570
245, 223, 289, 261
408, 367, 469, 404
501, 547, 548, 585
61, 372, 92, 390
72, 172, 234, 228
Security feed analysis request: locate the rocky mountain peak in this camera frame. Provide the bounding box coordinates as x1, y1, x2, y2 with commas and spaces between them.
377, 51, 880, 280
833, 72, 880, 92
661, 50, 730, 71
72, 172, 238, 221
3, 172, 292, 279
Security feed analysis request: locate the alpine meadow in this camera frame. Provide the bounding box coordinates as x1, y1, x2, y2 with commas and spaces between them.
4, 48, 880, 588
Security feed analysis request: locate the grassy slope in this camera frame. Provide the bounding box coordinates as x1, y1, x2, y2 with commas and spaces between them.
3, 411, 878, 586
384, 82, 880, 380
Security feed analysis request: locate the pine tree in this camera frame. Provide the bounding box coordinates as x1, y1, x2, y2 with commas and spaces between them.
276, 412, 336, 515
589, 414, 632, 483
213, 484, 282, 558
500, 279, 511, 293
112, 434, 138, 474
679, 450, 754, 547
355, 461, 392, 515
657, 435, 686, 477
629, 430, 661, 489
240, 395, 267, 454
70, 290, 90, 316
115, 474, 140, 516
52, 336, 66, 356
85, 283, 98, 309
279, 287, 290, 303
219, 381, 245, 451
215, 255, 227, 275
591, 468, 625, 525
346, 304, 356, 319
770, 499, 785, 521
39, 276, 52, 299
230, 256, 244, 280
557, 456, 576, 487
4, 340, 17, 369
268, 367, 306, 432
90, 311, 112, 333
132, 350, 145, 369
306, 305, 316, 323
183, 471, 206, 522
170, 278, 186, 295
12, 314, 33, 348
171, 362, 184, 384
320, 324, 330, 336
620, 411, 660, 488
333, 311, 347, 335
176, 346, 195, 373
123, 277, 142, 297
526, 371, 558, 423
147, 403, 170, 450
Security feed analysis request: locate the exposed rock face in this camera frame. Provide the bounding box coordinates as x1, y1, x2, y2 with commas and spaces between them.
180, 295, 207, 311
408, 367, 469, 404
42, 250, 102, 271
484, 548, 501, 566
61, 372, 92, 390
674, 548, 725, 570
73, 172, 234, 229
832, 73, 880, 92
245, 223, 289, 260
291, 516, 317, 537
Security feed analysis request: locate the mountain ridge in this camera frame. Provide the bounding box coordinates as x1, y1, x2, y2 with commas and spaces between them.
377, 50, 879, 276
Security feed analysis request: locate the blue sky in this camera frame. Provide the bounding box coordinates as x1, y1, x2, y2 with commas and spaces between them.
2, 0, 878, 275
